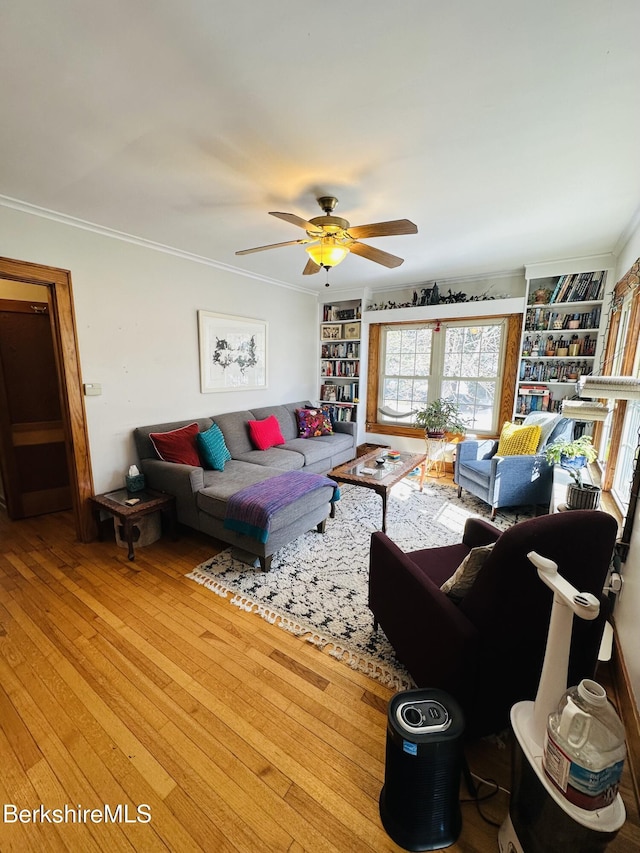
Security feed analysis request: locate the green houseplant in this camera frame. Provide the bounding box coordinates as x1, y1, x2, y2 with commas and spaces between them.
544, 434, 600, 509
414, 397, 466, 438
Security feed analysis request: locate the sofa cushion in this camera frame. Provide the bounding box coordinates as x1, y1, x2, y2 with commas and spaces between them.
213, 411, 255, 457
198, 461, 287, 519
496, 422, 541, 456
248, 414, 286, 450
197, 423, 231, 471
296, 407, 333, 438
150, 422, 200, 466
308, 432, 354, 453
197, 461, 329, 525
233, 447, 304, 470
278, 437, 334, 467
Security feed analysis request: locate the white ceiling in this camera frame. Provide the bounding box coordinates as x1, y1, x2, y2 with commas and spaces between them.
2, 1, 639, 293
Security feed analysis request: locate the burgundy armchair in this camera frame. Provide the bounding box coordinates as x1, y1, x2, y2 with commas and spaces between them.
368, 510, 617, 736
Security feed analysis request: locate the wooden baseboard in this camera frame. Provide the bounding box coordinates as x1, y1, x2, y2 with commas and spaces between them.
610, 630, 640, 816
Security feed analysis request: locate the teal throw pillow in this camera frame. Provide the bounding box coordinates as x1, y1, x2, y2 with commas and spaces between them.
197, 423, 232, 471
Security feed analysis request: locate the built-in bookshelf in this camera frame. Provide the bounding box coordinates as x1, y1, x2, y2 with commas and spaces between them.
319, 299, 361, 423
515, 267, 609, 419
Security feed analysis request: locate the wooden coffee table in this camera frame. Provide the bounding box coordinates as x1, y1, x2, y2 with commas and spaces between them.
329, 449, 426, 532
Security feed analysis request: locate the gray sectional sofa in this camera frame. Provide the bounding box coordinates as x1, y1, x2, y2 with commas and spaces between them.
133, 401, 356, 569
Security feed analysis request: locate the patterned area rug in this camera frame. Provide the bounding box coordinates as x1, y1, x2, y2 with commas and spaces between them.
186, 478, 533, 689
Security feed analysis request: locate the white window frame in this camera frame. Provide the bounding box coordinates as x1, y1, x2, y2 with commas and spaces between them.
600, 295, 632, 471
612, 399, 640, 512
377, 318, 507, 434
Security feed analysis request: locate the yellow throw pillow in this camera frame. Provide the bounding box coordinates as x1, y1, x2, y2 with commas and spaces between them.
496, 422, 542, 456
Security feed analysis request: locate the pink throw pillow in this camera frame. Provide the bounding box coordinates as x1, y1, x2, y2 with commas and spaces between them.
149, 422, 200, 466
248, 414, 285, 450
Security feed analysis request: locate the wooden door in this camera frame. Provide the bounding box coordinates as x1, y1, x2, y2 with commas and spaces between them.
0, 299, 71, 517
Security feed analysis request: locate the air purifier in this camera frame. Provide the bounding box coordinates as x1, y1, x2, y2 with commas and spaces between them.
379, 687, 465, 851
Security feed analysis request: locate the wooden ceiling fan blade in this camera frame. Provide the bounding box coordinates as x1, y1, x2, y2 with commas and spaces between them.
235, 239, 307, 256
269, 211, 324, 233
349, 241, 404, 268
347, 219, 418, 239
303, 258, 321, 275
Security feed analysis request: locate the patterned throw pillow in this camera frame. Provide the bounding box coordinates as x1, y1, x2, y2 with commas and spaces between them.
247, 414, 285, 450
441, 544, 495, 601
496, 422, 542, 456
197, 423, 232, 471
296, 408, 333, 438
149, 422, 200, 466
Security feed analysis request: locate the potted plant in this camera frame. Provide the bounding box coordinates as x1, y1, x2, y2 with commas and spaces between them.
544, 435, 600, 509
415, 397, 466, 439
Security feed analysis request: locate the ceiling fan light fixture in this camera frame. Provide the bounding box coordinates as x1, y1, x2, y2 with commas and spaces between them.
305, 237, 349, 269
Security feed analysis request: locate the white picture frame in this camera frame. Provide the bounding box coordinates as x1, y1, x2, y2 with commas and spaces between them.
198, 311, 268, 392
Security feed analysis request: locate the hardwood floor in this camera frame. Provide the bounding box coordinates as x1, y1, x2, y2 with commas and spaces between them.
0, 507, 638, 852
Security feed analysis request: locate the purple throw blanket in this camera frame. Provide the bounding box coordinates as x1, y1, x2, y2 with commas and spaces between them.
224, 471, 340, 544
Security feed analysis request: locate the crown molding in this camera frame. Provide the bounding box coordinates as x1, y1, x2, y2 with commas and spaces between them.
0, 194, 311, 295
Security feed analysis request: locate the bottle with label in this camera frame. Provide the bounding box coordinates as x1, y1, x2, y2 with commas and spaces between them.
543, 679, 626, 811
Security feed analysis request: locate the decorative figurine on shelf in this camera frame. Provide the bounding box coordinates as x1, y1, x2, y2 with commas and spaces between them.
532, 288, 550, 304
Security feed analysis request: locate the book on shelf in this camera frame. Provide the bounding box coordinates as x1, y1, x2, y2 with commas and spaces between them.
322, 303, 362, 322
321, 403, 354, 422
547, 270, 606, 304
321, 381, 359, 404
516, 387, 551, 415
321, 382, 337, 402
586, 270, 606, 301
548, 275, 565, 304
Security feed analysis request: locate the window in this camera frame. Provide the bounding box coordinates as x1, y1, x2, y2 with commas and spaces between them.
599, 296, 632, 471
612, 400, 640, 512
378, 319, 506, 433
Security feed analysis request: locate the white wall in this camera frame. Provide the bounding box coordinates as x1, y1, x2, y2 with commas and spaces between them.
0, 205, 318, 492
612, 218, 640, 711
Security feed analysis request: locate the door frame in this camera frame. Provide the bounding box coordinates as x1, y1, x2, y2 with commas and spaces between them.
0, 256, 94, 541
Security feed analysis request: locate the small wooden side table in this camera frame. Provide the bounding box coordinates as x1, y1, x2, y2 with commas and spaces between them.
89, 488, 177, 561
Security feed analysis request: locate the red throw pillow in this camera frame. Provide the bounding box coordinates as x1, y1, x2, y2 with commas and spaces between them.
247, 414, 285, 451
149, 422, 200, 466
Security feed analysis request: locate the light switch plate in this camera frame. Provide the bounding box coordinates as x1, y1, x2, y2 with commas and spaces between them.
83, 382, 102, 396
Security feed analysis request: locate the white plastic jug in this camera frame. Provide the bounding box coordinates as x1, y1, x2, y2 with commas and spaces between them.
543, 679, 626, 811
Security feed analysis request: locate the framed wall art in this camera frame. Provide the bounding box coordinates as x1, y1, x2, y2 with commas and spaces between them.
343, 321, 361, 340
321, 323, 342, 341
198, 311, 268, 392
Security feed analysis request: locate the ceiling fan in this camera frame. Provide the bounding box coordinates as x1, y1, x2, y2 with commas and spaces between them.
236, 196, 417, 280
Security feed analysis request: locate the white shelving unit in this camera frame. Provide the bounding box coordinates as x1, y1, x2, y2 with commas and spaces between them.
515, 256, 615, 421
319, 298, 362, 424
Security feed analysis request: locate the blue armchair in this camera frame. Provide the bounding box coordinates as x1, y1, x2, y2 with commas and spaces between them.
454, 416, 574, 518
